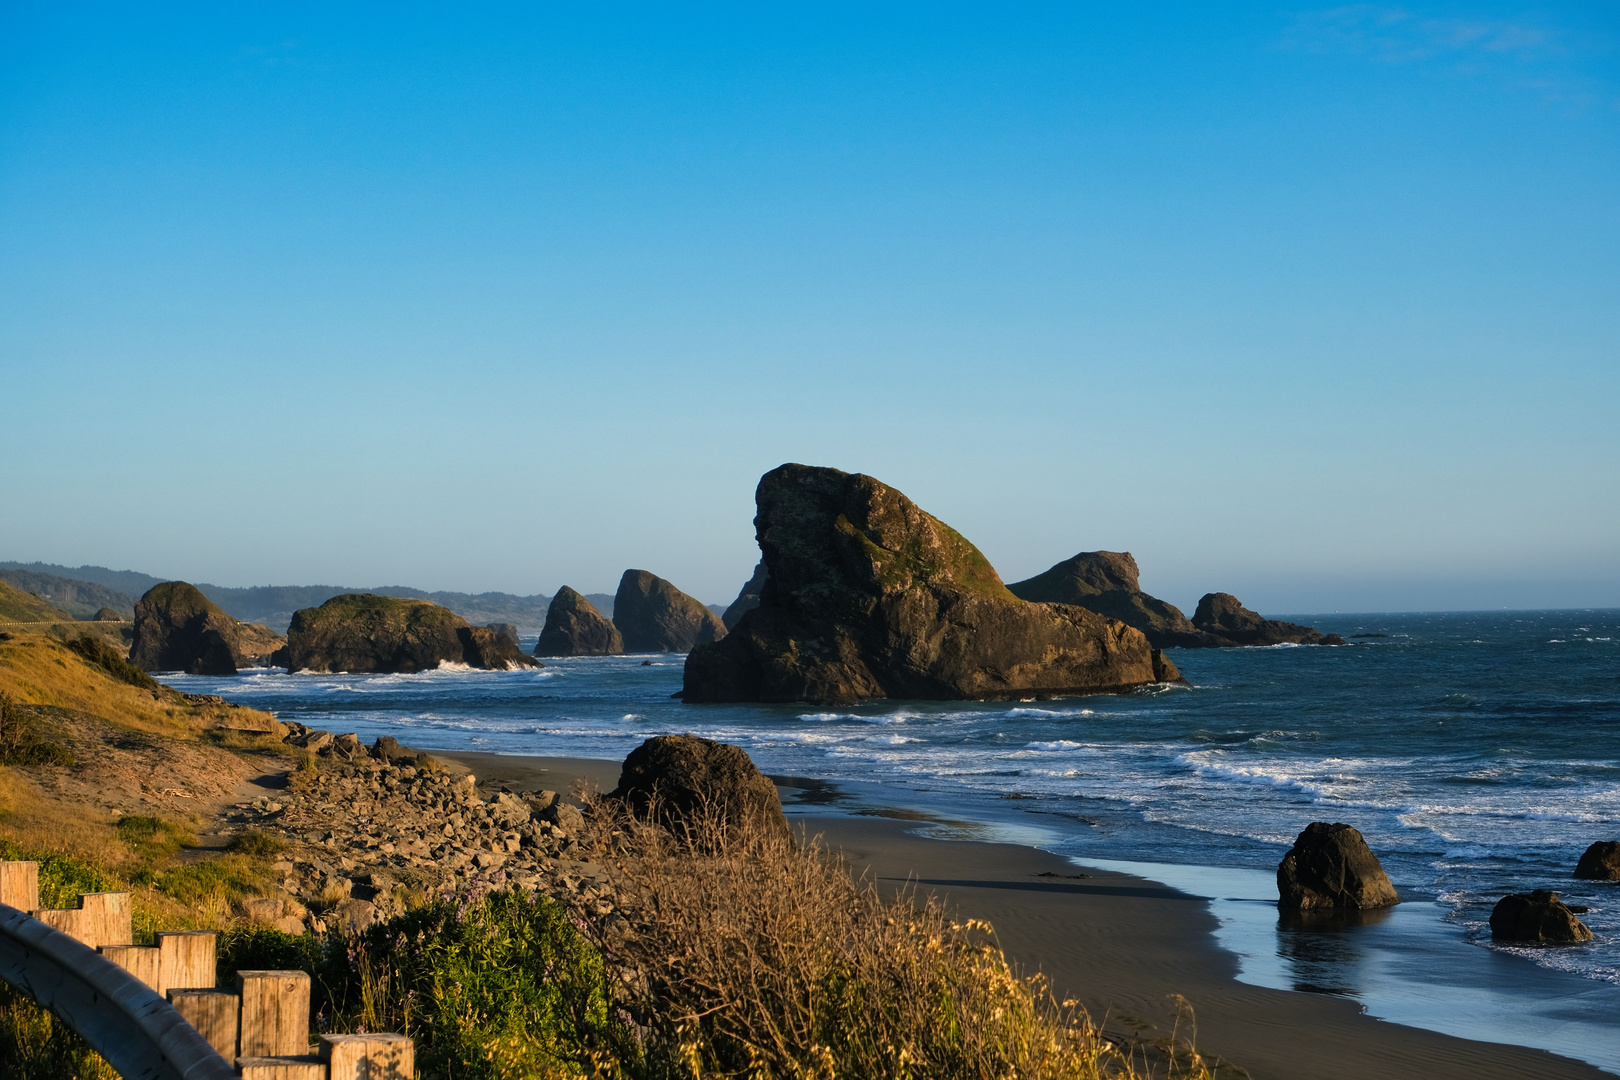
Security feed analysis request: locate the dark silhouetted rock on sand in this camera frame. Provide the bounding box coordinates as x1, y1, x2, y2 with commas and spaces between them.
1193, 592, 1344, 647
1277, 821, 1400, 910
1490, 890, 1594, 943
130, 581, 285, 675
722, 561, 769, 630
1574, 841, 1620, 881
1007, 551, 1223, 649
610, 733, 789, 841
535, 587, 624, 657
614, 570, 726, 653
683, 463, 1181, 705
281, 593, 540, 673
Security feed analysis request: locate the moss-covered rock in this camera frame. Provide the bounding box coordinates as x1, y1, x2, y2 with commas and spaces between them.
129, 581, 277, 675
535, 587, 623, 657
683, 464, 1181, 705
613, 571, 726, 653
282, 593, 541, 673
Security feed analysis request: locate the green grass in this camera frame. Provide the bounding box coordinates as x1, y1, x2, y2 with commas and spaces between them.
116, 815, 192, 862
226, 829, 286, 858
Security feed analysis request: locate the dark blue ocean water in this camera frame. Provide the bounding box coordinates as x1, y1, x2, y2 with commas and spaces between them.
169, 609, 1620, 1067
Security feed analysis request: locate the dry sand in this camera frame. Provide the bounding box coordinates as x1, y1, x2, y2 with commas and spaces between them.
432, 751, 1608, 1080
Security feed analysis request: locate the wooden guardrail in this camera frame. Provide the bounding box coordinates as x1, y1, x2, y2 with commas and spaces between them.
0, 861, 412, 1079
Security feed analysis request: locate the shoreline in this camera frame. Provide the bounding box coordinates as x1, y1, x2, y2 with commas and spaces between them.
432, 748, 1611, 1080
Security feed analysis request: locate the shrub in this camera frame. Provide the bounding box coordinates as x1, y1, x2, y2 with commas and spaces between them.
0, 694, 74, 768
64, 635, 157, 691
227, 829, 287, 859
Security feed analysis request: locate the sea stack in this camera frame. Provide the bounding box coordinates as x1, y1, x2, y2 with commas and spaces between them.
535, 587, 624, 657
1574, 841, 1620, 881
613, 570, 727, 653
1277, 822, 1400, 909
1007, 551, 1219, 649
721, 561, 769, 631
130, 581, 249, 675
1193, 593, 1343, 647
682, 463, 1181, 705
281, 593, 540, 673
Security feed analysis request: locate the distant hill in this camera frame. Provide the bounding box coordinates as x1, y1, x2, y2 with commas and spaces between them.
1, 562, 619, 633
0, 568, 138, 620
0, 580, 76, 622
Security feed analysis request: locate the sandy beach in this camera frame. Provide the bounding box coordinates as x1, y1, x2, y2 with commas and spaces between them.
436, 750, 1609, 1080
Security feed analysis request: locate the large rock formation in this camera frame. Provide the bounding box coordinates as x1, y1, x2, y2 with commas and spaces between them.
610, 734, 790, 841
722, 561, 769, 631
535, 587, 624, 657
1007, 551, 1223, 649
1193, 593, 1343, 647
130, 581, 286, 675
1489, 890, 1594, 943
683, 464, 1181, 705
280, 594, 541, 673
1277, 822, 1400, 910
614, 570, 727, 653
1574, 841, 1620, 881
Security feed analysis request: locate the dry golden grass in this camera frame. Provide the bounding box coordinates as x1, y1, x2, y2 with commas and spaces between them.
579, 796, 1219, 1080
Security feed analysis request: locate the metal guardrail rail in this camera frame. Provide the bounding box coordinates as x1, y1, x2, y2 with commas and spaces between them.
0, 901, 237, 1080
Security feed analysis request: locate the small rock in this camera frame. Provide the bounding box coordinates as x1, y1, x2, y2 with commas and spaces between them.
1277, 822, 1399, 910
1574, 841, 1620, 881
1490, 890, 1594, 943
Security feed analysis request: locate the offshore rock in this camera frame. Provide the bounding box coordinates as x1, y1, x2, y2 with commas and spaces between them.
722, 561, 769, 631
1193, 593, 1344, 647
486, 623, 521, 650
614, 570, 727, 653
130, 581, 283, 675
282, 593, 539, 673
1007, 551, 1224, 649
683, 463, 1181, 705
1574, 841, 1620, 881
1277, 822, 1400, 910
610, 734, 790, 841
536, 586, 624, 657
1490, 890, 1594, 943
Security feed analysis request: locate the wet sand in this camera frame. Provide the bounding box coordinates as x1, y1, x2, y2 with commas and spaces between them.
434, 751, 1608, 1080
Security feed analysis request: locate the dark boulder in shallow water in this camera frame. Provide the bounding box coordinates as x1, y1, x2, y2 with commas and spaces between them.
1574, 841, 1620, 881
1490, 890, 1593, 943
682, 464, 1181, 705
610, 734, 790, 842
1277, 822, 1400, 910
614, 570, 726, 653
1194, 593, 1344, 647
536, 586, 624, 657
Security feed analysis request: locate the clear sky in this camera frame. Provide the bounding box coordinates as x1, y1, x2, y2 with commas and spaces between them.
2, 3, 1616, 613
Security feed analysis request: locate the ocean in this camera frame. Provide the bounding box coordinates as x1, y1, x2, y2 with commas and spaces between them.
167, 608, 1620, 1069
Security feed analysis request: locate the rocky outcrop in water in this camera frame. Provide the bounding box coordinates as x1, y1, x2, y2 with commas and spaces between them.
130, 581, 286, 675
610, 734, 789, 841
281, 593, 540, 673
1007, 551, 1223, 649
536, 587, 624, 657
722, 562, 768, 631
1574, 841, 1620, 881
614, 571, 726, 653
683, 464, 1180, 705
1193, 593, 1344, 647
1489, 890, 1593, 943
1277, 822, 1400, 909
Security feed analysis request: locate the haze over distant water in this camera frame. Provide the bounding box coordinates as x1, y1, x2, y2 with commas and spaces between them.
1, 5, 1616, 610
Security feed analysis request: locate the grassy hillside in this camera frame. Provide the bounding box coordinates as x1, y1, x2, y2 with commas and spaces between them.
0, 570, 136, 620
0, 582, 75, 623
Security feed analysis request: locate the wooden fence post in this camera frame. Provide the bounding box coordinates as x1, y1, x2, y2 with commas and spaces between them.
30, 906, 92, 945
321, 1032, 414, 1080
0, 861, 38, 910
167, 988, 240, 1060
78, 892, 133, 947
99, 944, 160, 990
157, 929, 216, 995
236, 1056, 326, 1079
237, 970, 311, 1058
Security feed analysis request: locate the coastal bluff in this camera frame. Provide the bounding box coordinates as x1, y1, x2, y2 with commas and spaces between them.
278, 593, 541, 673
683, 463, 1180, 705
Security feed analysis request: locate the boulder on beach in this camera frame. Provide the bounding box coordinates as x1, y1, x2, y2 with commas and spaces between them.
1489, 890, 1594, 943
535, 586, 624, 657
610, 733, 789, 841
281, 593, 540, 673
1574, 841, 1620, 881
1007, 551, 1224, 649
129, 582, 244, 675
722, 561, 769, 631
1193, 593, 1344, 647
1277, 822, 1400, 910
682, 463, 1182, 705
613, 570, 727, 653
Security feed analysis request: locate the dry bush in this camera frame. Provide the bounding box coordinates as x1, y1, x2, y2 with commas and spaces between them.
578, 795, 1215, 1080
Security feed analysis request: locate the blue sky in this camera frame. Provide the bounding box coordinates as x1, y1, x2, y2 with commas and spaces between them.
2, 3, 1616, 612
